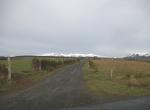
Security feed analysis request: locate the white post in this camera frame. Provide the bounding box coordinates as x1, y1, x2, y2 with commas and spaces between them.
110, 69, 113, 80
87, 61, 90, 68
7, 57, 11, 81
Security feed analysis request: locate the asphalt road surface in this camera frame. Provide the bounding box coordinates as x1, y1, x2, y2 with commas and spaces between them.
0, 62, 150, 110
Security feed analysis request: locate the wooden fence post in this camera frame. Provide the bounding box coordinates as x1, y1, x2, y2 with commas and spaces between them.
110, 69, 113, 80
7, 57, 11, 82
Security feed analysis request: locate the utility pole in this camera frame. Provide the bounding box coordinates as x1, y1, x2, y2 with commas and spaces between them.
7, 57, 11, 82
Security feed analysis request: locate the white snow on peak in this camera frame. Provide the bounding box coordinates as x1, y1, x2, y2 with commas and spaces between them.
128, 52, 150, 57
39, 53, 104, 57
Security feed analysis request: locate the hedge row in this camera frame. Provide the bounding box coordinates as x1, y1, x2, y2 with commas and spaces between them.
32, 58, 76, 71
0, 64, 8, 80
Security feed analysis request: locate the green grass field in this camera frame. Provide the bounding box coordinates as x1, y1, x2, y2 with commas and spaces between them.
83, 59, 150, 101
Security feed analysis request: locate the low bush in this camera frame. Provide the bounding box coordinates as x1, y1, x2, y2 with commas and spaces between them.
32, 58, 40, 71
0, 64, 8, 80
64, 59, 76, 64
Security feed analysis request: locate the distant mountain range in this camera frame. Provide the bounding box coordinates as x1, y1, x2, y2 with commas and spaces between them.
39, 53, 104, 58
124, 53, 150, 61
0, 53, 104, 59
1, 52, 150, 60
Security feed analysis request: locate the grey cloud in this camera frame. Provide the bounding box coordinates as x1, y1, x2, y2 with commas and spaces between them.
0, 0, 150, 57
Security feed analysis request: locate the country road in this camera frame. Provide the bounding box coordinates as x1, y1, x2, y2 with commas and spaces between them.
0, 62, 99, 110
0, 62, 150, 110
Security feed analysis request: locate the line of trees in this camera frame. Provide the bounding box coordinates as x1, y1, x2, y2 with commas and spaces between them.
32, 58, 77, 71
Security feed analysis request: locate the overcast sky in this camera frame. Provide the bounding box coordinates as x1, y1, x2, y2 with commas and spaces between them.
0, 0, 150, 57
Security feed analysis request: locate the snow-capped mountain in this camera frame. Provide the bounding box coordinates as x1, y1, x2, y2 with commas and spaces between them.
125, 52, 150, 60
39, 53, 103, 58
128, 52, 150, 57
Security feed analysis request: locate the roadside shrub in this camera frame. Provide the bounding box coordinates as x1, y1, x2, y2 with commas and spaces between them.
33, 58, 76, 71
126, 74, 131, 79
41, 59, 48, 70
89, 60, 94, 68
0, 64, 8, 80
89, 60, 98, 72
40, 59, 63, 71
64, 59, 76, 64
32, 58, 40, 71
50, 60, 57, 68
57, 60, 63, 65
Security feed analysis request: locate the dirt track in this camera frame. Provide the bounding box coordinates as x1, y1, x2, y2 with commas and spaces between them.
0, 62, 99, 110
0, 62, 150, 110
